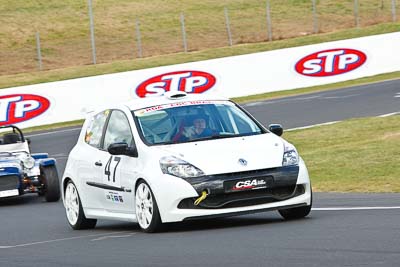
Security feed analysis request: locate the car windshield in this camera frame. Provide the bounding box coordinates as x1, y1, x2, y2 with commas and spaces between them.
133, 100, 264, 145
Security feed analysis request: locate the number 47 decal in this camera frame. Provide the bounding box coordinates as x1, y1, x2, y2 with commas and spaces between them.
104, 156, 121, 183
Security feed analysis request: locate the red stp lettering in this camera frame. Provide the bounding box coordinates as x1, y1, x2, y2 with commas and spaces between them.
136, 71, 216, 98
295, 48, 367, 77
0, 94, 50, 126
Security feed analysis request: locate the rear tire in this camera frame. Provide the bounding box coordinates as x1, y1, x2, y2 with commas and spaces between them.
135, 181, 162, 233
64, 181, 97, 230
40, 165, 61, 202
279, 186, 312, 220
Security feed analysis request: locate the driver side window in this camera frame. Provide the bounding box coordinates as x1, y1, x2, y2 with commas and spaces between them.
103, 110, 134, 150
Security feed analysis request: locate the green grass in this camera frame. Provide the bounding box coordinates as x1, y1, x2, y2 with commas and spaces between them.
284, 115, 400, 192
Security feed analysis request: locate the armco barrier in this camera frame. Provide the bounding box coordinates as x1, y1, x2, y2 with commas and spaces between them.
1, 32, 399, 129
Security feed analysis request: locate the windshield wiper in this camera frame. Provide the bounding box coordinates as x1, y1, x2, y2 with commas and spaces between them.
161, 140, 180, 145
186, 133, 237, 142
161, 132, 261, 145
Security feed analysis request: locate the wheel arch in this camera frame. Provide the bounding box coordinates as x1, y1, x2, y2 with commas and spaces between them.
38, 158, 57, 167
62, 177, 73, 201
63, 177, 73, 193
134, 177, 146, 191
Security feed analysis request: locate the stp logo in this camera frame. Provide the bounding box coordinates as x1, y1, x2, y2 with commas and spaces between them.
0, 94, 50, 126
295, 48, 367, 77
135, 71, 216, 98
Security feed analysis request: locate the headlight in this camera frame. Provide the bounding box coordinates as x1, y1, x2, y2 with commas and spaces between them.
160, 156, 204, 178
15, 152, 35, 169
282, 142, 299, 166
22, 156, 35, 169
17, 153, 35, 169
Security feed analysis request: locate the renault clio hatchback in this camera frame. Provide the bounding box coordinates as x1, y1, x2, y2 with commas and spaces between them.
62, 92, 312, 232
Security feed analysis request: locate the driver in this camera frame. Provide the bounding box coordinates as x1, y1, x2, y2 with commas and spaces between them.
182, 115, 213, 140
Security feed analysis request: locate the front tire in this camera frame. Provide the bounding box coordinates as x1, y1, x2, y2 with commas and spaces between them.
279, 187, 312, 220
40, 165, 61, 202
135, 181, 162, 233
64, 181, 97, 230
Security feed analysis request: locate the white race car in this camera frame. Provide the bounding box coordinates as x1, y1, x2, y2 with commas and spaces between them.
62, 92, 312, 232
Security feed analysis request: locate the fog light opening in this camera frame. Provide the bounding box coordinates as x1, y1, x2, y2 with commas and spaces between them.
194, 190, 209, 206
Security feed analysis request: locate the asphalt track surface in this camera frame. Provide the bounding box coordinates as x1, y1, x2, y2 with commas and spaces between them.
1, 80, 399, 266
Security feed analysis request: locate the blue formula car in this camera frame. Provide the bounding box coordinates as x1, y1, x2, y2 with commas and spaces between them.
0, 125, 60, 202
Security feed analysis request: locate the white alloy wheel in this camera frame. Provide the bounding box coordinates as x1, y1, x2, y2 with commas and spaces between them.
65, 182, 79, 226
135, 181, 162, 232
64, 181, 97, 230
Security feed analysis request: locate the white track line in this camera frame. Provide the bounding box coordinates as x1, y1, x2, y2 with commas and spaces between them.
0, 231, 133, 249
91, 234, 135, 242
26, 128, 81, 138
312, 206, 400, 211
287, 121, 340, 131
321, 93, 360, 99
378, 112, 400, 117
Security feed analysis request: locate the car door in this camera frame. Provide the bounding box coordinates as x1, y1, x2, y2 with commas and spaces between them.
77, 110, 110, 209
100, 109, 137, 213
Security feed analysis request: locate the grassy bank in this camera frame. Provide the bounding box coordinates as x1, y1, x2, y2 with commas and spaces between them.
1, 0, 398, 75
285, 115, 400, 193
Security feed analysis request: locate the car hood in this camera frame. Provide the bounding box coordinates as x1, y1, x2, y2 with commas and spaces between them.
158, 133, 285, 175
0, 155, 20, 162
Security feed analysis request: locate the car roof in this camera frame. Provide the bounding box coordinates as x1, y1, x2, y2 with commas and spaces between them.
122, 93, 230, 111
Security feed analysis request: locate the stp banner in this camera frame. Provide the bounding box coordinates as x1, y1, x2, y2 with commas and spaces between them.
1, 32, 400, 128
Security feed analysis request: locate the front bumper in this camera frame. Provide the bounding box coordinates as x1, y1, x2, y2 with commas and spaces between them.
0, 174, 21, 198
180, 166, 300, 209
153, 162, 311, 223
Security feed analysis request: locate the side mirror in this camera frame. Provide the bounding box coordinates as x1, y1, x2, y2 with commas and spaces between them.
268, 124, 283, 136
108, 142, 138, 157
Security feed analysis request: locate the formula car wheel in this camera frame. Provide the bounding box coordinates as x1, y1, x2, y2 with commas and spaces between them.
135, 181, 162, 233
279, 187, 312, 220
40, 165, 61, 202
65, 181, 97, 230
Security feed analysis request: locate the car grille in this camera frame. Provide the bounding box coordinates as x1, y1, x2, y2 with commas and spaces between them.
185, 166, 300, 195
178, 184, 305, 209
0, 175, 20, 191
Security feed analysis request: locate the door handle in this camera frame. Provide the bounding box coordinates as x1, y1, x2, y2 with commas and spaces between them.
95, 161, 102, 167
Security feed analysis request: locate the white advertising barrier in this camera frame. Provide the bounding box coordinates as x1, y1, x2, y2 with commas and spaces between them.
1, 32, 400, 129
